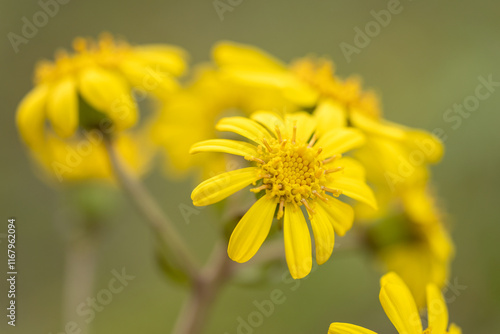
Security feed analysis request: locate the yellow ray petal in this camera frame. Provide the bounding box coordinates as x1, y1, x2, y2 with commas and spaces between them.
316, 198, 354, 237
190, 139, 258, 157
310, 205, 335, 265
284, 203, 312, 279
119, 58, 180, 96
314, 99, 347, 136
16, 84, 48, 149
329, 323, 378, 334
426, 284, 448, 334
379, 272, 423, 334
316, 128, 365, 157
284, 112, 316, 143
327, 157, 366, 180
350, 110, 406, 140
227, 196, 277, 263
216, 116, 272, 144
327, 176, 377, 210
47, 77, 78, 138
447, 323, 462, 334
405, 129, 444, 164
132, 44, 187, 76
191, 167, 261, 206
78, 67, 138, 129
251, 110, 285, 137
213, 41, 285, 70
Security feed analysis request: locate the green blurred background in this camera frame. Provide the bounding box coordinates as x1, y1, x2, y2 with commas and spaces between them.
1, 0, 499, 333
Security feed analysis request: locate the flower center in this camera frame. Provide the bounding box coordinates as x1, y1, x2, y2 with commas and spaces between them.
35, 34, 128, 84
247, 127, 342, 219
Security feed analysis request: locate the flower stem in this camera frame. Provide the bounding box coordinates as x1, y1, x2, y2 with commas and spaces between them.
63, 228, 99, 334
104, 137, 199, 282
172, 242, 234, 334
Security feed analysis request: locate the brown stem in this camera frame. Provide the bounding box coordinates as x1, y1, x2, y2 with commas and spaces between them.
172, 243, 234, 334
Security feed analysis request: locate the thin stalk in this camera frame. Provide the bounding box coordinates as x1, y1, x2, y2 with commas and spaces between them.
172, 243, 234, 334
104, 137, 198, 282
62, 227, 99, 334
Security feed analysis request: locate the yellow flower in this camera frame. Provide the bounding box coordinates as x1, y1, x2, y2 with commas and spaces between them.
16, 33, 186, 182
328, 272, 461, 334
365, 185, 454, 307
191, 110, 377, 279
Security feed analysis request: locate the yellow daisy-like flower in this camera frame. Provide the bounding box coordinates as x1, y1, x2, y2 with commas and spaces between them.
329, 272, 461, 334
191, 110, 377, 279
16, 33, 186, 182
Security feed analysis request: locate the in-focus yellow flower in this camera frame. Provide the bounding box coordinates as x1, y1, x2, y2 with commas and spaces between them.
328, 272, 461, 334
365, 184, 454, 307
16, 33, 186, 182
191, 110, 377, 279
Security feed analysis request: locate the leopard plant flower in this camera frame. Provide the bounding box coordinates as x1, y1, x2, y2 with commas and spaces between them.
329, 272, 461, 334
191, 110, 377, 279
16, 33, 186, 182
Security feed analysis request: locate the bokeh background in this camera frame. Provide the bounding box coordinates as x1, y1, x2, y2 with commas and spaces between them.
1, 0, 499, 333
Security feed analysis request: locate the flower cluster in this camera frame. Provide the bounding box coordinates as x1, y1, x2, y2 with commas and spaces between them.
16, 35, 459, 332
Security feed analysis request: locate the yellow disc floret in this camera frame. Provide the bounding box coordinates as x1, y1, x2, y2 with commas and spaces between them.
247, 126, 342, 219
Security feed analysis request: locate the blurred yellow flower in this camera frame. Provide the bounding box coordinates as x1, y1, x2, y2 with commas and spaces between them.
329, 272, 461, 334
16, 33, 186, 182
365, 185, 454, 307
191, 110, 377, 279
152, 64, 296, 180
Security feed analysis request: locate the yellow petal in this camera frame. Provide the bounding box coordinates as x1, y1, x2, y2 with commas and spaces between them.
119, 58, 180, 96
310, 204, 335, 265
405, 129, 444, 164
191, 167, 261, 206
227, 196, 277, 263
350, 110, 407, 140
329, 323, 378, 334
132, 44, 187, 76
314, 99, 347, 136
327, 157, 366, 180
250, 110, 285, 137
326, 176, 377, 210
284, 203, 312, 279
78, 67, 138, 129
16, 84, 48, 149
379, 272, 423, 334
216, 116, 273, 144
316, 198, 354, 237
47, 77, 78, 138
190, 139, 258, 157
426, 284, 448, 334
447, 323, 462, 334
316, 128, 365, 157
213, 41, 285, 70
284, 112, 317, 143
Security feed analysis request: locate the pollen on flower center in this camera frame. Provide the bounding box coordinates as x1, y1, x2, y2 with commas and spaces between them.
247, 128, 342, 219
